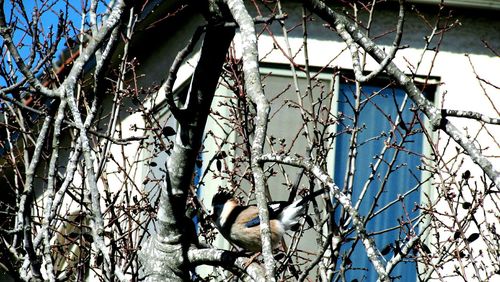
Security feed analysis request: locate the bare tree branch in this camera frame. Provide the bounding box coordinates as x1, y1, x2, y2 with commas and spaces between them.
164, 26, 205, 120
19, 115, 52, 280
442, 109, 500, 125
141, 20, 235, 281
188, 248, 265, 280
259, 153, 390, 281
0, 0, 60, 97
347, 0, 405, 83
60, 1, 128, 280
303, 0, 500, 189
224, 0, 275, 279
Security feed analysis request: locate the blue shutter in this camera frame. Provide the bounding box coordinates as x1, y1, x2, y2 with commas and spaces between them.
334, 83, 423, 281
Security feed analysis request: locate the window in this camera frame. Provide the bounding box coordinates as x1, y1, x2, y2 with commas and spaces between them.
259, 67, 434, 280
334, 79, 430, 281
201, 65, 435, 280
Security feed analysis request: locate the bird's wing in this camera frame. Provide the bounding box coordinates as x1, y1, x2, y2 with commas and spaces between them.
232, 206, 259, 228
240, 191, 326, 229
244, 216, 261, 228
243, 202, 288, 228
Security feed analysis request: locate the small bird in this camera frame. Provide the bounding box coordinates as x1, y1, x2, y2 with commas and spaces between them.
211, 189, 325, 252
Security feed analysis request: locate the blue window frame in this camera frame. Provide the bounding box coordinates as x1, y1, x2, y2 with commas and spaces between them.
334, 82, 426, 281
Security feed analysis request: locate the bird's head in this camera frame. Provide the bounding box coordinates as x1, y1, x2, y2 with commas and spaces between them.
211, 190, 238, 220
212, 190, 233, 206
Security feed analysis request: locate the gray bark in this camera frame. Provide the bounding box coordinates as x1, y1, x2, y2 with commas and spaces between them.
140, 24, 235, 281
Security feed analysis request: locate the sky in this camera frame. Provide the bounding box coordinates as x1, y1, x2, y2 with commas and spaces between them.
0, 0, 107, 87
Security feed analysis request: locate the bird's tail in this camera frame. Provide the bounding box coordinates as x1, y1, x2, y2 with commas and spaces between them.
279, 189, 325, 231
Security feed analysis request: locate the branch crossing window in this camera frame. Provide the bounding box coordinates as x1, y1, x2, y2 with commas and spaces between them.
334, 82, 428, 281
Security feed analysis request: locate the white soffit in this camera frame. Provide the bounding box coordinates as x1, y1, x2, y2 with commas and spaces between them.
408, 0, 500, 10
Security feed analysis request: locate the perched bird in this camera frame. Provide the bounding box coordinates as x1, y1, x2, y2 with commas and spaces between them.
211, 189, 325, 252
